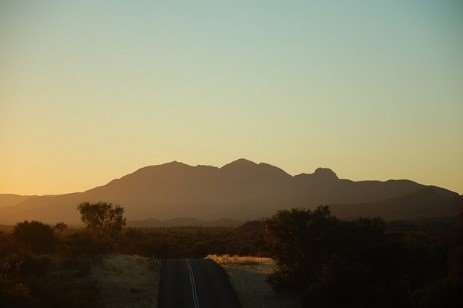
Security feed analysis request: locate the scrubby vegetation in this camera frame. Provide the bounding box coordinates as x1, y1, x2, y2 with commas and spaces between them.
0, 203, 112, 307
1, 201, 461, 307
116, 223, 267, 258
0, 232, 98, 308
0, 202, 267, 307
265, 206, 463, 308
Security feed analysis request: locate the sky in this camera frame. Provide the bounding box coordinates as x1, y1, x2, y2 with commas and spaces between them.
1, 0, 462, 195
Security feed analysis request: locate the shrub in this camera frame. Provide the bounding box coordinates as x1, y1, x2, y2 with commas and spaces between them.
265, 207, 413, 307
13, 221, 56, 254
78, 202, 126, 239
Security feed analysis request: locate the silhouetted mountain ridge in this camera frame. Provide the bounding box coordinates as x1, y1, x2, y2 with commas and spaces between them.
0, 159, 460, 224
330, 186, 462, 220
0, 194, 37, 208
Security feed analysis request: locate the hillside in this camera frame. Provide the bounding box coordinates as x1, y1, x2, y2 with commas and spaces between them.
0, 194, 35, 208
0, 159, 461, 224
330, 187, 463, 220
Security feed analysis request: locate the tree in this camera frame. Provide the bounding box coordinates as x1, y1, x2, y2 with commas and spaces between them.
53, 222, 68, 234
265, 206, 338, 290
449, 210, 463, 281
13, 221, 56, 254
265, 206, 411, 308
77, 202, 126, 239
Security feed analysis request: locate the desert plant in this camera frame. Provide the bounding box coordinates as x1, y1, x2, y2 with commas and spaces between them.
13, 221, 56, 254
77, 202, 126, 239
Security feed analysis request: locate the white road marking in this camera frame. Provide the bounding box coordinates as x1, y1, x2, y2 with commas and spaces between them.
186, 259, 200, 308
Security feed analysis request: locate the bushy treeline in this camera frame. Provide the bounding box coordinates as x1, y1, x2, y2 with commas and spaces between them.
116, 221, 267, 258
0, 202, 129, 307
0, 222, 98, 308
265, 206, 463, 308
1, 201, 461, 307
0, 203, 130, 308
0, 202, 267, 307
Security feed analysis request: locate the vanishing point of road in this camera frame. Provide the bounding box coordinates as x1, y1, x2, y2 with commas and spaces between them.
158, 259, 242, 308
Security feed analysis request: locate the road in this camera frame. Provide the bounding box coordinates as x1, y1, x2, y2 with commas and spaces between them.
158, 259, 242, 308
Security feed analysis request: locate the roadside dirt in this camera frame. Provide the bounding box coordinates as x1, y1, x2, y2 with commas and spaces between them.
222, 261, 300, 308
92, 254, 160, 308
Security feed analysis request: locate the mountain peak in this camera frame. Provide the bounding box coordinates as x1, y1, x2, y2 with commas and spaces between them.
127, 161, 192, 178
221, 158, 257, 169
313, 167, 338, 180
220, 159, 291, 179
162, 160, 191, 168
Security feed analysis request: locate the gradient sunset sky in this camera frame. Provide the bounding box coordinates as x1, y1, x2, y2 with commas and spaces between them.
1, 0, 462, 195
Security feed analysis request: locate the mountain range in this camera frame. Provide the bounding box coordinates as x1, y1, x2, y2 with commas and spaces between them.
0, 159, 461, 225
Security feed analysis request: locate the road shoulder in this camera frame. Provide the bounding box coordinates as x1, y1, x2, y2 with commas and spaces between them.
208, 255, 300, 308
92, 254, 160, 308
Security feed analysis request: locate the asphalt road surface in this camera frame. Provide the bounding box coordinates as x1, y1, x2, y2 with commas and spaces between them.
158, 259, 242, 308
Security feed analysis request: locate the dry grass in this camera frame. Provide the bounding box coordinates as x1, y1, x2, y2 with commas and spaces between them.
206, 254, 273, 265
208, 255, 300, 308
92, 254, 160, 308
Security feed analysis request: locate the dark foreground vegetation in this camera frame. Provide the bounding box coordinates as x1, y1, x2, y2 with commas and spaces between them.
266, 207, 463, 308
1, 202, 462, 307
0, 202, 266, 307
